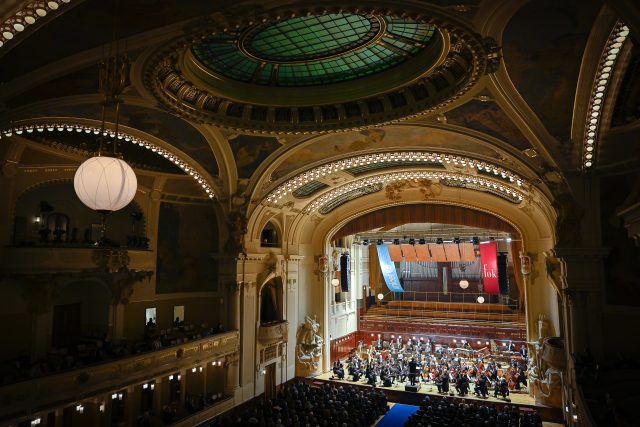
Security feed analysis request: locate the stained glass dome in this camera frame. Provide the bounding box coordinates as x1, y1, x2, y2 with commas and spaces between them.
191, 13, 436, 87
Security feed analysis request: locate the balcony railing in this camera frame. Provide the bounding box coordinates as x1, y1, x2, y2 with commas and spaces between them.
0, 331, 239, 422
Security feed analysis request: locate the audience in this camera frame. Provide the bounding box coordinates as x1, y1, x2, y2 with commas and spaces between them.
0, 323, 225, 385
208, 380, 388, 427
405, 395, 542, 427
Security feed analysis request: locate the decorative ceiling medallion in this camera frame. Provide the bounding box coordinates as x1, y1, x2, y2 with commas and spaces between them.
145, 6, 498, 133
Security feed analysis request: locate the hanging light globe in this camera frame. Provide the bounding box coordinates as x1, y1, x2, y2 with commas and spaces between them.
477, 296, 485, 304
377, 293, 384, 300
459, 279, 469, 289
74, 156, 137, 212
331, 278, 340, 287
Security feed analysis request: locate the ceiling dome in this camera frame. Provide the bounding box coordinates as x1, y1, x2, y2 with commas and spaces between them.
146, 6, 498, 133
191, 13, 436, 87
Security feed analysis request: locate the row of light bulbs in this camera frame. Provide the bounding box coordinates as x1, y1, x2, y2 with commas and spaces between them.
583, 22, 629, 169
266, 151, 525, 203
305, 171, 525, 213
1, 1, 72, 49
1, 122, 215, 198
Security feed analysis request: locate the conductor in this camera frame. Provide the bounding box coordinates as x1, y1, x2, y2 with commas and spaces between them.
408, 358, 418, 386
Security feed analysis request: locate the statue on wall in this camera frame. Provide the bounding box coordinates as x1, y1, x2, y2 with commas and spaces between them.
225, 211, 248, 255
527, 335, 565, 408
296, 316, 323, 372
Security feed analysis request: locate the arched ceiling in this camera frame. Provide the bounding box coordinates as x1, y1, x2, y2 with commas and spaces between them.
0, 0, 638, 215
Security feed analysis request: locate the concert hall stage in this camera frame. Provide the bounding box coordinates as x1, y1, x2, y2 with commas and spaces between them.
311, 372, 564, 423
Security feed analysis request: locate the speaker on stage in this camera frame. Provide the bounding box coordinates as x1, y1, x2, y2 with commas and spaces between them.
340, 253, 350, 292
497, 252, 509, 295
405, 383, 421, 392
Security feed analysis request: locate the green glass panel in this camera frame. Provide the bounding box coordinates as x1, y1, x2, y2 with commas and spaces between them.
191, 14, 437, 87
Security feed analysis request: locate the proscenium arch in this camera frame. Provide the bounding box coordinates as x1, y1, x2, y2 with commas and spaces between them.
282, 186, 558, 372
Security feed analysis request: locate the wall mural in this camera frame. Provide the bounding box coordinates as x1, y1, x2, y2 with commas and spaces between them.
445, 100, 530, 150
229, 135, 282, 179
271, 125, 500, 179
21, 103, 219, 177
502, 0, 600, 141
156, 202, 218, 293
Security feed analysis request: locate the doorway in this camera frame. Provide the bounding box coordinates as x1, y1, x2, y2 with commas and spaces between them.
264, 362, 277, 400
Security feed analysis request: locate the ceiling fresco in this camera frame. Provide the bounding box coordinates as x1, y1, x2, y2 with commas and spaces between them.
229, 135, 282, 179
12, 103, 219, 177
270, 126, 504, 180
502, 0, 601, 142
444, 99, 530, 151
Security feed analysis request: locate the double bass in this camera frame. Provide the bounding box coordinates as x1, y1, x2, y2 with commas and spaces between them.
506, 367, 518, 390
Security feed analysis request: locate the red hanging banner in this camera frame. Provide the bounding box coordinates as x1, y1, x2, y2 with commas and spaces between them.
479, 241, 499, 294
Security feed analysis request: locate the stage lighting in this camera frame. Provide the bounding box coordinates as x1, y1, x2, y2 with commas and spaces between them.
408, 238, 415, 245
362, 239, 369, 246
436, 238, 443, 244
377, 239, 384, 245
418, 238, 426, 245
393, 238, 400, 245
472, 236, 479, 244
453, 237, 460, 244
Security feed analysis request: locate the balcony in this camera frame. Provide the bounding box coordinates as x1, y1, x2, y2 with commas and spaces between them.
0, 246, 155, 274
258, 321, 288, 345
0, 331, 239, 422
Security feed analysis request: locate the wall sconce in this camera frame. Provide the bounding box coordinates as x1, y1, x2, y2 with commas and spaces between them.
75, 404, 84, 414
99, 403, 105, 413
31, 418, 41, 426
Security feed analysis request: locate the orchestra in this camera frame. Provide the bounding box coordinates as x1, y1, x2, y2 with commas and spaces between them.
330, 336, 528, 401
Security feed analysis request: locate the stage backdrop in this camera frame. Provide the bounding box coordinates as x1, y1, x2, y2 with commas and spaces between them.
156, 202, 218, 293
479, 241, 499, 294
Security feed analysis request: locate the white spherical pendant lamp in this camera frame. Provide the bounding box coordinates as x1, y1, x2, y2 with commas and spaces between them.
74, 156, 137, 212
477, 296, 485, 304
459, 279, 469, 289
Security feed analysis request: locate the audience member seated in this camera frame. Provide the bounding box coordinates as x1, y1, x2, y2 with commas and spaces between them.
405, 395, 542, 427
207, 380, 388, 427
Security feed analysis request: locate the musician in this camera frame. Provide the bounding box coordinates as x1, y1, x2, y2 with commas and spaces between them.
519, 344, 528, 359
509, 342, 517, 352
332, 360, 345, 380
474, 373, 489, 398
455, 372, 470, 396
366, 363, 377, 386
436, 373, 449, 393
515, 365, 527, 390
380, 364, 393, 387
494, 376, 510, 399
408, 358, 418, 386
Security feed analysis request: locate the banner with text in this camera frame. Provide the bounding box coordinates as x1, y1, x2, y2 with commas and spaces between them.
479, 241, 499, 294
376, 244, 404, 293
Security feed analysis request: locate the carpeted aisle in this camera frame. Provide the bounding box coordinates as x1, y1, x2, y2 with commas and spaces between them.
376, 403, 419, 427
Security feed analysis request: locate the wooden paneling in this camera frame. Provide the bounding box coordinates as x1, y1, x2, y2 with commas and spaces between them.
333, 205, 518, 240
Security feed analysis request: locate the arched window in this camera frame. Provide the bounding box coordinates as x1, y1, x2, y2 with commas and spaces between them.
260, 278, 283, 325
260, 222, 279, 248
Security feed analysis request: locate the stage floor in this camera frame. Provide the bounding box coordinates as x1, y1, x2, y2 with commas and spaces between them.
313, 370, 536, 407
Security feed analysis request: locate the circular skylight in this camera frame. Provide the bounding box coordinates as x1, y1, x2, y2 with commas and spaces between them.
191, 13, 436, 87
